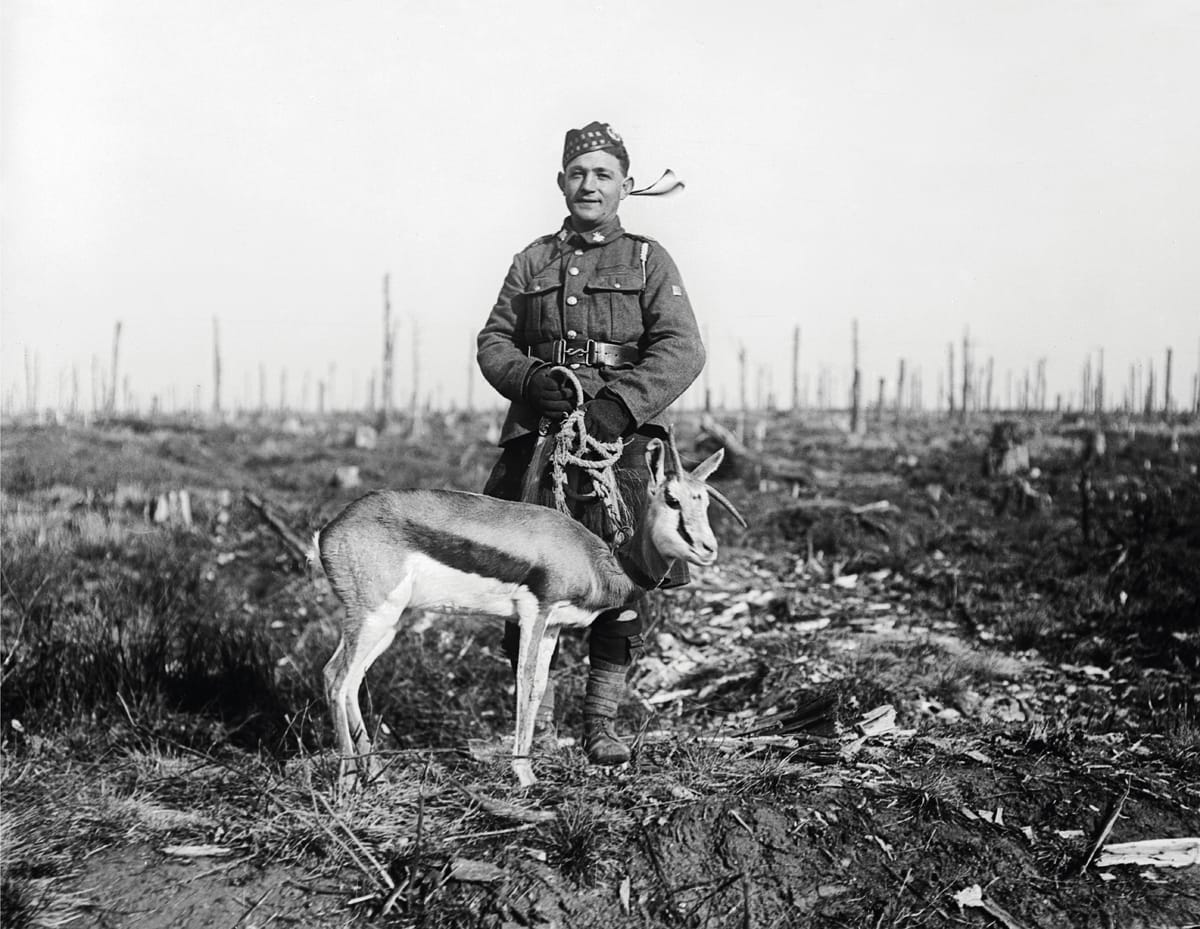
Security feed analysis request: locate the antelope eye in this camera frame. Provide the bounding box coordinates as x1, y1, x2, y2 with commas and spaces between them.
663, 489, 682, 509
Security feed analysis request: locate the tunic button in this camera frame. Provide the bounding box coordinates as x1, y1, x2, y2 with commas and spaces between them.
566, 296, 578, 306
613, 282, 621, 288
569, 363, 580, 370
567, 329, 577, 338
574, 249, 583, 256
569, 267, 580, 276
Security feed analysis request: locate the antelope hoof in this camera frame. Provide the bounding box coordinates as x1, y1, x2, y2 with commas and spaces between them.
335, 753, 385, 797
513, 759, 538, 788
335, 760, 363, 799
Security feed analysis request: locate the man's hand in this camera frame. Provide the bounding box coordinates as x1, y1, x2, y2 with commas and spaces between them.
524, 367, 576, 418
583, 396, 632, 442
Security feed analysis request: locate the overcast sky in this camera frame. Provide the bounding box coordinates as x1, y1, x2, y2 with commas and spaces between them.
3, 0, 1198, 415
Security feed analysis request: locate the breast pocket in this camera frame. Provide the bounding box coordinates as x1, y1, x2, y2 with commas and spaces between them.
585, 266, 644, 343
517, 275, 562, 344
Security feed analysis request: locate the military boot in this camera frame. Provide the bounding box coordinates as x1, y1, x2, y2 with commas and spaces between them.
583, 659, 632, 765
532, 676, 559, 754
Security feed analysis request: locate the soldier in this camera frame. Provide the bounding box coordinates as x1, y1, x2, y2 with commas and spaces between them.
477, 120, 705, 766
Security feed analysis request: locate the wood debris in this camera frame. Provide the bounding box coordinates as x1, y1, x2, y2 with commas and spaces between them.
698, 414, 813, 485
449, 778, 556, 824
244, 491, 311, 568
952, 884, 1031, 929
448, 858, 505, 883
1096, 838, 1200, 869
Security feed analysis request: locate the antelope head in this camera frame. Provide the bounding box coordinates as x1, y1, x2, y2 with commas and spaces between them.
643, 429, 748, 568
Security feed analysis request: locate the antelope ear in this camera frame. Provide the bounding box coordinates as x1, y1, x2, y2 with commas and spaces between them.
645, 438, 667, 484
691, 448, 725, 482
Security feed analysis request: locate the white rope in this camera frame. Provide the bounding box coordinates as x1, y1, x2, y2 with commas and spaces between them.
544, 367, 630, 547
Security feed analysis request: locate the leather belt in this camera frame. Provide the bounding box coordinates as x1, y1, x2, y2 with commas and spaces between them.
527, 339, 638, 367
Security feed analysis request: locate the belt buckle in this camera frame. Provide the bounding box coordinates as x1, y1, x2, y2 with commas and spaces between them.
584, 340, 598, 365
561, 340, 590, 364
551, 340, 567, 365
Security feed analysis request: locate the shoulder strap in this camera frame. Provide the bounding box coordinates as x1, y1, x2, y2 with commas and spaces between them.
521, 233, 558, 252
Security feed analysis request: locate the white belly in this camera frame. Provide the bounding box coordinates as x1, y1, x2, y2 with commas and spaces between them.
399, 554, 601, 632
406, 552, 530, 617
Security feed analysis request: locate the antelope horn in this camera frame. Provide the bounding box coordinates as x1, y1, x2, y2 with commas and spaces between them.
706, 485, 748, 529
665, 425, 685, 477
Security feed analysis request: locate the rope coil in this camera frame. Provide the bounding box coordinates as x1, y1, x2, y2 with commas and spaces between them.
541, 367, 631, 547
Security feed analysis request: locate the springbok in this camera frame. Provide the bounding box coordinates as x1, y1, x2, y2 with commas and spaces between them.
312, 429, 745, 788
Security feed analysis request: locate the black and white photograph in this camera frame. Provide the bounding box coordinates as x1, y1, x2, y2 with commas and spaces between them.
2, 2, 1198, 926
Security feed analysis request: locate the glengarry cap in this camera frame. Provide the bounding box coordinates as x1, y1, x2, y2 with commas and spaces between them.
562, 121, 628, 168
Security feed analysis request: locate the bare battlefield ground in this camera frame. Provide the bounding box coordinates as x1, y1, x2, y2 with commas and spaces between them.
1, 411, 1198, 928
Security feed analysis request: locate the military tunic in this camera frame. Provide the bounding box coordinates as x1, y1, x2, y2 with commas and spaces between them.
477, 215, 705, 444
478, 214, 704, 665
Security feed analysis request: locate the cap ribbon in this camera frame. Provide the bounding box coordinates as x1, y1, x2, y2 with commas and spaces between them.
630, 169, 685, 197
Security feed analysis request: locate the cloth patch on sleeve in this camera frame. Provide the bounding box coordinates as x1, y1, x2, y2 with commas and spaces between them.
671, 285, 683, 296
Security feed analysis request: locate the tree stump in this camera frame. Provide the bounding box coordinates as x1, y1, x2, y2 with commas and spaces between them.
982, 421, 1030, 477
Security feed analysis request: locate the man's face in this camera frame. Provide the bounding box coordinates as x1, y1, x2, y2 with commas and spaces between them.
557, 151, 632, 231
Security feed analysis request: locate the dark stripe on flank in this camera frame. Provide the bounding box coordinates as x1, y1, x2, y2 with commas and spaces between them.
403, 522, 549, 601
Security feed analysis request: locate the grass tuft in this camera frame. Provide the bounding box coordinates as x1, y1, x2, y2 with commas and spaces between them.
0, 875, 33, 929
546, 801, 610, 884
1, 523, 303, 753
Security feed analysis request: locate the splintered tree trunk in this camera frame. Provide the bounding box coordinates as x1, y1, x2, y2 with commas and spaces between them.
24, 348, 38, 414
960, 329, 970, 422
736, 344, 747, 442
895, 358, 906, 425
946, 341, 955, 416
212, 316, 222, 415
985, 357, 994, 413
791, 325, 800, 412
1164, 347, 1173, 415
737, 345, 747, 412
379, 273, 396, 430
735, 342, 746, 427
108, 321, 122, 414
409, 319, 424, 439
1095, 349, 1105, 415
850, 320, 862, 434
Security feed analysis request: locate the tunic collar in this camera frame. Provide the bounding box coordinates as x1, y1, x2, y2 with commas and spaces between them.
559, 215, 625, 247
